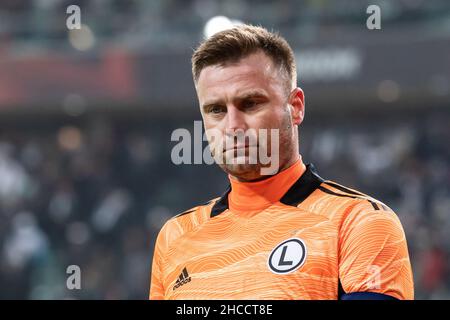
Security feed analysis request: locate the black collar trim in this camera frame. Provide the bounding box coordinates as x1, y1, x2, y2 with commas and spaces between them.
210, 163, 323, 218
210, 184, 231, 218
280, 163, 324, 206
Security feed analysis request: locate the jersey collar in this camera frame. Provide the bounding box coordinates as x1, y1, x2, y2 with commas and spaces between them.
211, 161, 324, 218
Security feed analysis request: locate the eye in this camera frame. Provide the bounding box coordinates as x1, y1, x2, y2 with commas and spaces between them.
211, 106, 222, 113
242, 99, 259, 109
208, 105, 225, 114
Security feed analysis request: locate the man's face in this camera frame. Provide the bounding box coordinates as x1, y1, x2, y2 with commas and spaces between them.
196, 51, 304, 181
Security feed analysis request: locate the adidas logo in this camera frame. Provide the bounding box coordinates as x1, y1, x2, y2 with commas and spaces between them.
173, 267, 191, 291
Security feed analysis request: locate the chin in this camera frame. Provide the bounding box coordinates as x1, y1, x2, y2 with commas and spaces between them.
220, 162, 263, 181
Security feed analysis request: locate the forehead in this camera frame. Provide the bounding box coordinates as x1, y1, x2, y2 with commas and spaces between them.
196, 52, 284, 100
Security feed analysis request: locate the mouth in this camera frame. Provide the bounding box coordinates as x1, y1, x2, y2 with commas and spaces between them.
223, 145, 257, 152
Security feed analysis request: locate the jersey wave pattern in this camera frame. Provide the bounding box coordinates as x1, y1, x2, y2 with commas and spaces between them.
149, 164, 414, 300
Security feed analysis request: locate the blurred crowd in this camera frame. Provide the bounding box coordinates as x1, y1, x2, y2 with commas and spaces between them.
0, 109, 448, 299
1, 0, 449, 51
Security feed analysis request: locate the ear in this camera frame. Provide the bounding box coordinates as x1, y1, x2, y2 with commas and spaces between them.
288, 87, 305, 126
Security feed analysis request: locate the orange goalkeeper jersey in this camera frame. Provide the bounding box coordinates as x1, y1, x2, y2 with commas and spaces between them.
149, 158, 414, 300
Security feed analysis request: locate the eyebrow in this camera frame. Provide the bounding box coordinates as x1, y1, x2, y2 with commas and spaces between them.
201, 90, 269, 111
236, 90, 269, 101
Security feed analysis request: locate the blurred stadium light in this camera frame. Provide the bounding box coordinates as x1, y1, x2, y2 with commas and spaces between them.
204, 16, 233, 38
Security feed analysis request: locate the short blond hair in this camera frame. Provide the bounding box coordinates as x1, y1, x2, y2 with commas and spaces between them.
192, 25, 297, 91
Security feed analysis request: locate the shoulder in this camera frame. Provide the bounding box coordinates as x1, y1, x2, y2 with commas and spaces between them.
280, 164, 395, 224
317, 180, 393, 212
155, 197, 220, 249
318, 180, 406, 242
305, 177, 395, 217
305, 178, 405, 234
282, 163, 390, 213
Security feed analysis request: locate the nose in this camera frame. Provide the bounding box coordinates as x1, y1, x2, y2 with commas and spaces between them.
225, 106, 247, 135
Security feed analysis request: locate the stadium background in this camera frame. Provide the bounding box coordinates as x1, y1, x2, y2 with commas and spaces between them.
0, 0, 449, 299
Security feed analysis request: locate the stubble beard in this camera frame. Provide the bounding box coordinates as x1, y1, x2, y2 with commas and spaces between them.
214, 109, 295, 182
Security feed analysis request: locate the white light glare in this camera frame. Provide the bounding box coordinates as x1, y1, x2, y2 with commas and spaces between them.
203, 16, 243, 38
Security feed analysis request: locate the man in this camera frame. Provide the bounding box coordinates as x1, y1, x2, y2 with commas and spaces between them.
149, 25, 414, 300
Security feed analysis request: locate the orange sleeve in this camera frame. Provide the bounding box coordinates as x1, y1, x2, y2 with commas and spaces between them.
338, 206, 414, 300
149, 226, 167, 300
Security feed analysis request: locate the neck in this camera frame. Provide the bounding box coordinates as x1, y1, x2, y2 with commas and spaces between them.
228, 155, 305, 215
